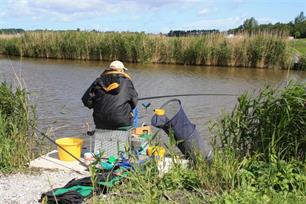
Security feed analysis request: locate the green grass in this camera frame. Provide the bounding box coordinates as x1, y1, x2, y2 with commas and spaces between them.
96, 150, 306, 204
289, 39, 306, 70
0, 83, 37, 173
289, 39, 306, 55
0, 31, 292, 69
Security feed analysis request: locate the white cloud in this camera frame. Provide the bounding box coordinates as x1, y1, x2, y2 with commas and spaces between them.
2, 0, 201, 22
3, 0, 121, 21
130, 0, 200, 8
181, 16, 244, 31
257, 17, 275, 24
198, 7, 217, 16
232, 0, 248, 4
198, 8, 210, 15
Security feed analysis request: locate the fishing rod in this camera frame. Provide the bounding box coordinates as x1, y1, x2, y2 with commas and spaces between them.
34, 127, 88, 168
139, 93, 239, 101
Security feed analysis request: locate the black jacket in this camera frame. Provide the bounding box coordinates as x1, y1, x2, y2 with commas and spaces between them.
82, 70, 138, 129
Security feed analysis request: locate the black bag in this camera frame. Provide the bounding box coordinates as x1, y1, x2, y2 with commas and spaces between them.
40, 173, 118, 204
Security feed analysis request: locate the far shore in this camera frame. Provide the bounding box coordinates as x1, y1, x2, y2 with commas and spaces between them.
0, 31, 300, 69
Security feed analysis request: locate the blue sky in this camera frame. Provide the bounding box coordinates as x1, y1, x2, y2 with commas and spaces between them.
0, 0, 305, 33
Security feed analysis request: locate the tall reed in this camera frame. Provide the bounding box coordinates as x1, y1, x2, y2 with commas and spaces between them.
211, 81, 306, 161
0, 83, 36, 173
0, 31, 292, 68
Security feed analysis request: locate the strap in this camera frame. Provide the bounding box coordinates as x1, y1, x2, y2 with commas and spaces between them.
102, 71, 132, 80
54, 185, 93, 197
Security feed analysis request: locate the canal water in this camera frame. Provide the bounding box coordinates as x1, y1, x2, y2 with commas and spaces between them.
0, 56, 305, 144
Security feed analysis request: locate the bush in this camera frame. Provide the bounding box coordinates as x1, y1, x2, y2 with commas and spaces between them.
3, 38, 21, 56
0, 83, 36, 173
212, 82, 306, 161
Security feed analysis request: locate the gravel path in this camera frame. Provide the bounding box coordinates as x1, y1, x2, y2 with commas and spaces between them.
0, 169, 88, 204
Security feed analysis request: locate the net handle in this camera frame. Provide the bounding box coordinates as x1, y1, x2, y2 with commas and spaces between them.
159, 98, 182, 120
160, 98, 181, 109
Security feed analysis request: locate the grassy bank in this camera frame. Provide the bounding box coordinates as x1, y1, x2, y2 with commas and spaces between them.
289, 39, 306, 55
0, 31, 292, 69
97, 82, 306, 203
0, 83, 36, 173
289, 39, 306, 70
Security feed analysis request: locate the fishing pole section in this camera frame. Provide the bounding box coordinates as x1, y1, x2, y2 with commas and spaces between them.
138, 93, 238, 101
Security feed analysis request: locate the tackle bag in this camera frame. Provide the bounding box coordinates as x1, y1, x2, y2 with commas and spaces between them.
40, 162, 130, 204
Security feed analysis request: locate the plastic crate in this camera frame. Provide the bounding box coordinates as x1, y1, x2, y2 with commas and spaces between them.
94, 129, 131, 157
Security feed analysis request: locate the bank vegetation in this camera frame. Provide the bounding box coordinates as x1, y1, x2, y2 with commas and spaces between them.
0, 31, 294, 69
100, 82, 306, 203
0, 83, 37, 173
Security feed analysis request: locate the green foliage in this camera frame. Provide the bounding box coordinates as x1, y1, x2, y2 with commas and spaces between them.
289, 38, 306, 57
0, 31, 291, 68
242, 17, 258, 31
230, 11, 306, 38
239, 156, 306, 192
211, 187, 306, 204
294, 21, 306, 38
212, 155, 306, 204
295, 31, 301, 38
294, 11, 306, 24
0, 83, 36, 173
2, 38, 21, 56
213, 82, 306, 161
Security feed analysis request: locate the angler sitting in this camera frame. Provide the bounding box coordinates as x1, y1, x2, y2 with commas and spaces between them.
82, 60, 138, 130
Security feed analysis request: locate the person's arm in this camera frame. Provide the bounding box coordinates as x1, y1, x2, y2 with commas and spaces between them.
128, 80, 138, 110
82, 81, 95, 109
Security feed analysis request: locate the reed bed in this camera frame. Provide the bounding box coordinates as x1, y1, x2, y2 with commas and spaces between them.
0, 31, 292, 68
0, 34, 22, 39
0, 83, 36, 173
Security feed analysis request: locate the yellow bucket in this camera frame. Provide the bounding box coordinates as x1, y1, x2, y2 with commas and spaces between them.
55, 137, 84, 161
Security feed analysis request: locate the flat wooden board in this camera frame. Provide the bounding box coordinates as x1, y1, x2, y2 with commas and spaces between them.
29, 150, 88, 175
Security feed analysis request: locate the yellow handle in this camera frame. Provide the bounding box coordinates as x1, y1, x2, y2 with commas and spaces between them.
154, 108, 165, 116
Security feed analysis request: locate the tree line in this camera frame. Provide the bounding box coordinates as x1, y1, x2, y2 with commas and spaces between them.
167, 29, 219, 37
0, 28, 25, 34
228, 11, 306, 38
167, 11, 305, 38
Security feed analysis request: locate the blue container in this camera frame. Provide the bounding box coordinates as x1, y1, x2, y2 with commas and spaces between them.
133, 107, 139, 128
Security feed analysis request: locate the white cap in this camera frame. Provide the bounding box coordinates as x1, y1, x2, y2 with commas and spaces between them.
109, 60, 128, 71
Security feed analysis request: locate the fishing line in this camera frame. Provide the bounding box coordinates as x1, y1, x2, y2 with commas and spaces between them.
138, 93, 239, 101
